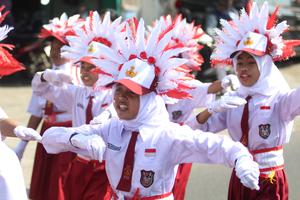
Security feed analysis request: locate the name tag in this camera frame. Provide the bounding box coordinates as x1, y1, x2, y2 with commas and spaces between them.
107, 143, 121, 151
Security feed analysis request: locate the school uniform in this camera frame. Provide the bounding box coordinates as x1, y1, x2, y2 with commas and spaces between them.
196, 55, 300, 200
166, 82, 215, 200
0, 107, 28, 200
32, 72, 112, 200
29, 63, 78, 200
41, 92, 257, 200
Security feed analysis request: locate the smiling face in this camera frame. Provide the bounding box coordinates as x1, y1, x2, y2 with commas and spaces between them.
80, 62, 98, 87
235, 52, 260, 87
113, 83, 140, 120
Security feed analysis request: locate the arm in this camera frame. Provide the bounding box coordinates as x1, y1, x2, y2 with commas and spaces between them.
27, 115, 43, 130
13, 115, 43, 160
169, 125, 259, 190
207, 80, 222, 94
0, 118, 18, 137
32, 71, 75, 111
41, 124, 104, 155
278, 87, 300, 121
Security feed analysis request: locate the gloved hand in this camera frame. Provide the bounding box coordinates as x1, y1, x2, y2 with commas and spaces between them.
221, 74, 240, 91
207, 95, 246, 114
90, 110, 111, 125
42, 69, 73, 86
13, 140, 29, 160
14, 126, 42, 141
235, 155, 260, 190
70, 133, 106, 162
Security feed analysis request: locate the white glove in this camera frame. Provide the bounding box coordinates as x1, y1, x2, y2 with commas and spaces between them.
90, 110, 111, 125
207, 95, 246, 114
221, 74, 240, 91
42, 69, 73, 86
14, 126, 42, 141
13, 140, 29, 160
235, 156, 260, 190
70, 133, 106, 162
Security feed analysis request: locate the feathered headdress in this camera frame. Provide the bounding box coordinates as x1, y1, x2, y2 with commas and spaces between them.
158, 14, 206, 71
0, 5, 25, 76
61, 11, 123, 66
211, 0, 300, 66
39, 13, 84, 44
91, 17, 196, 100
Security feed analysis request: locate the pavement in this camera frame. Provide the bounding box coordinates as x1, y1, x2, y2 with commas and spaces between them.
1, 62, 300, 199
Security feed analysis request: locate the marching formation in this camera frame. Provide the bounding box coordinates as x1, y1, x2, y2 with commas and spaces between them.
1, 1, 300, 200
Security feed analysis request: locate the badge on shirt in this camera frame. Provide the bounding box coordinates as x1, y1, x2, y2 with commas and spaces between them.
140, 170, 155, 188
258, 124, 271, 139
260, 106, 271, 110
172, 110, 182, 120
144, 148, 156, 157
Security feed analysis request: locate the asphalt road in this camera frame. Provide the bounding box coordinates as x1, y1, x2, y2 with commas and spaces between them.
1, 63, 300, 199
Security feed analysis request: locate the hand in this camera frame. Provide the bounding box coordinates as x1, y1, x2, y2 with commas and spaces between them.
235, 156, 260, 190
207, 95, 246, 114
90, 110, 111, 125
14, 126, 42, 141
70, 133, 106, 162
42, 69, 73, 86
221, 74, 240, 91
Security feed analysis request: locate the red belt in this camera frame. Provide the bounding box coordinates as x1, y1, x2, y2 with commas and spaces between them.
112, 189, 172, 200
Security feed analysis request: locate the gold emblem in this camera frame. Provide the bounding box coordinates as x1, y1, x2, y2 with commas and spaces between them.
88, 43, 96, 53
243, 37, 254, 46
125, 66, 137, 78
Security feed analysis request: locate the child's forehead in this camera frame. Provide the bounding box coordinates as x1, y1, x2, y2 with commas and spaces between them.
237, 52, 255, 60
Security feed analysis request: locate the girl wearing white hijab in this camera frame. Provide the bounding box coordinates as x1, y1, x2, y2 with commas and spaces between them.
40, 16, 260, 199
191, 1, 300, 199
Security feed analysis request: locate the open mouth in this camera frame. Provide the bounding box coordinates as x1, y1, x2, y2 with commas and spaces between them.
118, 103, 128, 111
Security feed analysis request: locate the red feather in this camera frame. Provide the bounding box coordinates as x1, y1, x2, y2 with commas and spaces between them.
267, 6, 279, 30
0, 47, 25, 76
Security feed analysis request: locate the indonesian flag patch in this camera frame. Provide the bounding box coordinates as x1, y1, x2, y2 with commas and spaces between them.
144, 148, 156, 157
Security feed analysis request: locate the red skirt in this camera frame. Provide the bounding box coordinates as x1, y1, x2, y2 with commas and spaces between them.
63, 156, 111, 200
29, 120, 76, 200
172, 163, 192, 200
228, 169, 288, 200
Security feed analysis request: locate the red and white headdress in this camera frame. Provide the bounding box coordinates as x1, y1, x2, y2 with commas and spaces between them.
156, 15, 207, 71
91, 17, 196, 100
211, 0, 300, 65
61, 11, 123, 66
39, 13, 84, 44
0, 5, 25, 76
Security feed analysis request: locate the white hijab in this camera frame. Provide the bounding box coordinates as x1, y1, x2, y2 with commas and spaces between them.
233, 53, 290, 97
116, 91, 170, 133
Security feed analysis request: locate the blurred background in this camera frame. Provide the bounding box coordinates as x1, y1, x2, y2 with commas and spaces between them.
1, 0, 300, 84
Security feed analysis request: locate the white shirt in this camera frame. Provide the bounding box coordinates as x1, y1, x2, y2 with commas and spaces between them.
32, 73, 112, 127
0, 107, 28, 200
27, 93, 72, 122
197, 89, 300, 171
42, 118, 251, 199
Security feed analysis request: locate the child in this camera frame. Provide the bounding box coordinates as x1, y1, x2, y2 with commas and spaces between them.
31, 11, 123, 200
17, 13, 84, 200
157, 15, 240, 200
190, 1, 300, 199
0, 7, 41, 199
41, 17, 259, 199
